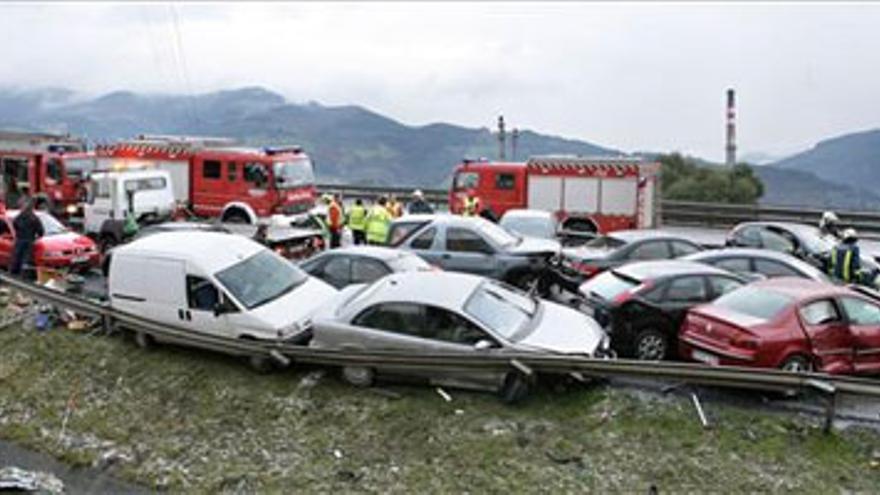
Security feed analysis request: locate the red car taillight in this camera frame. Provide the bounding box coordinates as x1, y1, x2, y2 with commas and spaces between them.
574, 261, 601, 277
731, 334, 759, 350
612, 280, 653, 305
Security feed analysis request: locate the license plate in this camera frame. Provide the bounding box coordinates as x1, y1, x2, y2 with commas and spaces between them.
72, 255, 89, 263
692, 349, 720, 365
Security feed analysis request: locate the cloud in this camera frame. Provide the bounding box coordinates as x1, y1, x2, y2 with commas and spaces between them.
1, 2, 879, 160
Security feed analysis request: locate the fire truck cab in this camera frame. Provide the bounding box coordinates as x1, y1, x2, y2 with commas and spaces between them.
94, 135, 317, 225
449, 156, 660, 234
0, 131, 96, 216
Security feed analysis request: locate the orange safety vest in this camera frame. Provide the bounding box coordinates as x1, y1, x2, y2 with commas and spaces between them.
328, 201, 343, 230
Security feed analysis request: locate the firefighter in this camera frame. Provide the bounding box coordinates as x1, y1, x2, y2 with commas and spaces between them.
386, 195, 403, 218
828, 228, 863, 284
366, 197, 392, 245
462, 192, 481, 217
347, 198, 368, 245
327, 194, 343, 248
408, 189, 434, 215
819, 211, 842, 239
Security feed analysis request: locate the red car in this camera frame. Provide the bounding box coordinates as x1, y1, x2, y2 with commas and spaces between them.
0, 209, 100, 272
680, 277, 880, 375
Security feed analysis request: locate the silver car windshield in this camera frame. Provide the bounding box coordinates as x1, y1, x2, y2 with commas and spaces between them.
501, 216, 555, 239
215, 251, 308, 309
273, 158, 315, 189
465, 281, 536, 339
478, 221, 519, 248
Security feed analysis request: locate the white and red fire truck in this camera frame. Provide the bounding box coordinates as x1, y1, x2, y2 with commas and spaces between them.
0, 130, 97, 216
94, 135, 317, 224
449, 156, 661, 233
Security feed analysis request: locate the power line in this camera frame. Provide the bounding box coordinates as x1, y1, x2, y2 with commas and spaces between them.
168, 3, 200, 127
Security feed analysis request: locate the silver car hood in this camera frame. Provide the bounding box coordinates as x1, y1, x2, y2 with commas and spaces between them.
508, 237, 560, 255
517, 301, 605, 355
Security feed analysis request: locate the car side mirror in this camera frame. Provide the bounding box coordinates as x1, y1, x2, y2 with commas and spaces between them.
474, 339, 496, 350
213, 298, 235, 317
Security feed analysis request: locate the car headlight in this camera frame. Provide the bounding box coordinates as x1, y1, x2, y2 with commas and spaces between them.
65, 204, 78, 215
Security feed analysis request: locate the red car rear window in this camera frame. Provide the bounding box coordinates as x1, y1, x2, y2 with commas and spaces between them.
714, 286, 793, 321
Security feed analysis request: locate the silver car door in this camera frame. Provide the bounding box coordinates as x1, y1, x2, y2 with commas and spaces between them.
440, 226, 499, 276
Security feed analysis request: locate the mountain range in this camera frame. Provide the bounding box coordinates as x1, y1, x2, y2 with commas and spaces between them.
1, 86, 878, 209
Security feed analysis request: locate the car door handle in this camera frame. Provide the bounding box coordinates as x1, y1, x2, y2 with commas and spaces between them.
178, 309, 185, 320
441, 254, 452, 259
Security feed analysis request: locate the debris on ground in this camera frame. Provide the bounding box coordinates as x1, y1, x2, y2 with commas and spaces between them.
0, 466, 64, 494
436, 387, 452, 402
297, 370, 325, 389
691, 392, 710, 429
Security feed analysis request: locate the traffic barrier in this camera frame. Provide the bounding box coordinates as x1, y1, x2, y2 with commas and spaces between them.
2, 272, 880, 400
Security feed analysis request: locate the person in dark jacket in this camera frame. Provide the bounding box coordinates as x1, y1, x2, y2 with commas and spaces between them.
10, 197, 44, 279
407, 190, 434, 215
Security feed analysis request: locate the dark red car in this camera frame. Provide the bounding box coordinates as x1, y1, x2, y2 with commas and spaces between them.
680, 277, 880, 375
0, 208, 100, 272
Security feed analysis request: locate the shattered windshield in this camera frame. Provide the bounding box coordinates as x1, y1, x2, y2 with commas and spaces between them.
274, 158, 315, 188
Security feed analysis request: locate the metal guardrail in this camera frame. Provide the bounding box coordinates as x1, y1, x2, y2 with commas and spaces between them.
3, 273, 880, 399
316, 183, 880, 235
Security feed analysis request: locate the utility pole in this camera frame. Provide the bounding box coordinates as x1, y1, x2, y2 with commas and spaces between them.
497, 115, 506, 160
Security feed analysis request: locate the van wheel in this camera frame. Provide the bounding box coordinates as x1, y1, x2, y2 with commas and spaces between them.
134, 331, 154, 350
342, 366, 375, 388
499, 372, 530, 404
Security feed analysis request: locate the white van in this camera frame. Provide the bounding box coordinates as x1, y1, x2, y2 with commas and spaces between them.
108, 231, 336, 348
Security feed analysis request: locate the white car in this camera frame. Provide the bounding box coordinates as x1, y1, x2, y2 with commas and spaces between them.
109, 231, 336, 351
310, 271, 609, 402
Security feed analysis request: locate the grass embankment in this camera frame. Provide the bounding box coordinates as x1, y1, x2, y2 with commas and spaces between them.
1, 322, 879, 493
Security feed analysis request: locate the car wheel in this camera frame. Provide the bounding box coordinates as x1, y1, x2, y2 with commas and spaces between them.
499, 372, 530, 404
780, 354, 813, 373
342, 366, 375, 388
134, 331, 154, 350
634, 328, 669, 361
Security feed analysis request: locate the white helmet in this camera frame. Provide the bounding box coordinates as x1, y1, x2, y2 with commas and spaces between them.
843, 228, 858, 241
820, 211, 839, 228
413, 189, 424, 198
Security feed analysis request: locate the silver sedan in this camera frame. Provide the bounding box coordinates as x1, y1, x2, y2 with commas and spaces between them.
309, 271, 609, 402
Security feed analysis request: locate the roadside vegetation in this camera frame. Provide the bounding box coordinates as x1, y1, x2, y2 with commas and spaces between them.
1, 321, 879, 493
660, 153, 765, 204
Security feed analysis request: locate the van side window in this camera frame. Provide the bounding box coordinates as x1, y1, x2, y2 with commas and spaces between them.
187, 275, 220, 311
244, 163, 268, 188
228, 162, 237, 181
203, 160, 222, 180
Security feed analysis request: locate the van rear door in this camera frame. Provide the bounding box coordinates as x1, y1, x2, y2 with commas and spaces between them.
110, 254, 187, 329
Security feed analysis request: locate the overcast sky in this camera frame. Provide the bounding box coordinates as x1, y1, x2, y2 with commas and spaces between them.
2, 1, 880, 161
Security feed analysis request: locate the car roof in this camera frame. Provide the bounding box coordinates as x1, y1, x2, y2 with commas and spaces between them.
734, 221, 820, 236
114, 231, 264, 271
500, 209, 554, 220
616, 259, 734, 280
749, 276, 850, 300
607, 229, 694, 243
323, 246, 416, 261
392, 214, 491, 228
685, 247, 803, 263
354, 271, 485, 311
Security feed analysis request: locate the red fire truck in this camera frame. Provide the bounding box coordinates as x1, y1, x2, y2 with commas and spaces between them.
94, 135, 317, 224
0, 131, 97, 216
449, 156, 661, 233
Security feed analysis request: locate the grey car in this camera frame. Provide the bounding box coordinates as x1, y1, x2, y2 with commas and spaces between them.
499, 209, 595, 247
388, 214, 560, 289
309, 271, 609, 402
299, 246, 433, 289
682, 248, 830, 282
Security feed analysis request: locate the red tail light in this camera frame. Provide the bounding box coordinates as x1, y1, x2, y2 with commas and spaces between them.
612, 280, 653, 305
573, 261, 601, 277
731, 334, 759, 350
